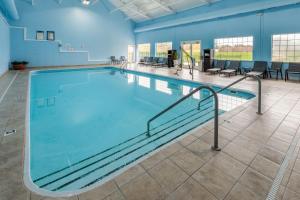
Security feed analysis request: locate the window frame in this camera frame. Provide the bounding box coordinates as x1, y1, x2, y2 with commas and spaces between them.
137, 43, 151, 60
155, 42, 173, 58
213, 36, 254, 61
271, 33, 300, 63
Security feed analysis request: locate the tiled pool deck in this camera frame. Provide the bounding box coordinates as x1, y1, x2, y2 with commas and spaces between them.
1, 65, 300, 200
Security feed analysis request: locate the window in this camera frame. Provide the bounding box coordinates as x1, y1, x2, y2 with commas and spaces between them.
272, 33, 300, 62
155, 42, 172, 57
214, 36, 253, 61
137, 43, 151, 60
128, 45, 135, 63
181, 41, 201, 67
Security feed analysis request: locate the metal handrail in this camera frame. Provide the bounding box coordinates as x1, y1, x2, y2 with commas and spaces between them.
147, 85, 221, 151
146, 75, 262, 151
197, 75, 262, 115
180, 46, 195, 79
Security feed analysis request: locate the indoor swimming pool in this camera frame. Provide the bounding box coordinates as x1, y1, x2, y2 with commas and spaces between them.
25, 67, 255, 195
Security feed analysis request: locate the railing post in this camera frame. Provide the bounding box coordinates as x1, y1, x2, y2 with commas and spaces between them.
256, 76, 262, 115
211, 90, 221, 151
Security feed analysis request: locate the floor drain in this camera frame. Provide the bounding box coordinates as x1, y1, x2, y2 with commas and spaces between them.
4, 129, 17, 136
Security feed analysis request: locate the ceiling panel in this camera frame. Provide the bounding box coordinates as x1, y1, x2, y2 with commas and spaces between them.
109, 0, 222, 22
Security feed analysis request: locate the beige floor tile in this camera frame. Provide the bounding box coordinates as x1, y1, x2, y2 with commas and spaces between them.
239, 168, 273, 197
186, 139, 218, 161
102, 190, 125, 200
259, 146, 285, 165
224, 183, 265, 200
148, 159, 189, 193
120, 173, 166, 200
281, 169, 292, 186
192, 163, 236, 199
250, 155, 280, 179
217, 126, 239, 141
283, 188, 300, 200
179, 134, 198, 146
160, 142, 183, 157
231, 135, 263, 153
287, 171, 300, 194
166, 178, 217, 200
293, 159, 300, 173
78, 181, 118, 200
273, 132, 294, 144
199, 132, 230, 148
140, 151, 166, 170
114, 165, 145, 187
223, 142, 256, 165
205, 152, 247, 180
267, 137, 290, 153
169, 148, 205, 175
192, 127, 210, 138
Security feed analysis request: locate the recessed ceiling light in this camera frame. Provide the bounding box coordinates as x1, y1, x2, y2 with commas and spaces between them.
82, 0, 90, 6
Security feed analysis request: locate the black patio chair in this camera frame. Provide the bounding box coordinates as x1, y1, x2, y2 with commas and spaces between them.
246, 61, 268, 79
285, 62, 300, 81
207, 60, 227, 74
220, 60, 241, 77
269, 62, 283, 80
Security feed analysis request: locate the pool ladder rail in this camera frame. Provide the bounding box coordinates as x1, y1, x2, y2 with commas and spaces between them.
32, 75, 262, 192
147, 75, 262, 151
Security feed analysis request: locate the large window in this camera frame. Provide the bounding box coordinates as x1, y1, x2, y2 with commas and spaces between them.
137, 43, 151, 60
214, 36, 253, 61
128, 45, 135, 63
272, 33, 300, 62
181, 41, 201, 67
155, 42, 172, 57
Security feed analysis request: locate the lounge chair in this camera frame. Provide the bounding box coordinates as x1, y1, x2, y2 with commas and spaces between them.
110, 56, 120, 64
153, 57, 167, 67
144, 57, 154, 66
285, 62, 300, 81
220, 61, 241, 77
268, 62, 283, 80
151, 57, 160, 66
246, 61, 268, 79
138, 57, 146, 65
207, 60, 226, 74
120, 56, 126, 62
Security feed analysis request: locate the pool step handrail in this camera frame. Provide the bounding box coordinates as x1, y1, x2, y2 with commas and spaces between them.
197, 75, 262, 114
147, 75, 262, 151
147, 85, 221, 151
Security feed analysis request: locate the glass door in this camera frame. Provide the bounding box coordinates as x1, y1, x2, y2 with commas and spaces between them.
128, 45, 135, 63
181, 41, 201, 67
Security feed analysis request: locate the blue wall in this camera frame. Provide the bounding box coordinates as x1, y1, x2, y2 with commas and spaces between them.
0, 11, 10, 76
9, 0, 135, 67
135, 2, 300, 68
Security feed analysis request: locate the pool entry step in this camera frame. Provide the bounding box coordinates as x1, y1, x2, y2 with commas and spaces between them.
33, 101, 217, 191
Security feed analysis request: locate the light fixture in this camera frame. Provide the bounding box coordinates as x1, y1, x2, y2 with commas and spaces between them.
82, 0, 90, 6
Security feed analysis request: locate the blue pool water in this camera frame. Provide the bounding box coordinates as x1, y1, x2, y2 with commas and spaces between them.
28, 67, 255, 194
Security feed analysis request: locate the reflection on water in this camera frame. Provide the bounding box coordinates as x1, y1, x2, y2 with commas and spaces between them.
127, 74, 135, 84
138, 76, 151, 88
155, 80, 172, 95
125, 72, 249, 112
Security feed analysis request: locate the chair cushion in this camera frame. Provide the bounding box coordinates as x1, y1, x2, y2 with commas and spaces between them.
221, 69, 236, 74
247, 71, 263, 76
207, 68, 221, 72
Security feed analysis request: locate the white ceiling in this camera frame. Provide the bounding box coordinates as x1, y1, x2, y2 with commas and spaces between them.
109, 0, 222, 22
